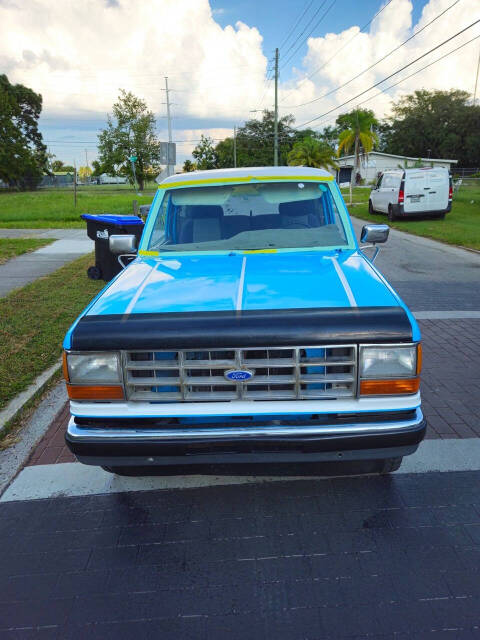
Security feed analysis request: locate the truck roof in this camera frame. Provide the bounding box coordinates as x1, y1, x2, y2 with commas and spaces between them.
160, 166, 334, 187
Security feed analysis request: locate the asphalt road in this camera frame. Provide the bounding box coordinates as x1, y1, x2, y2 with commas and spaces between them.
1, 221, 480, 638
350, 216, 480, 310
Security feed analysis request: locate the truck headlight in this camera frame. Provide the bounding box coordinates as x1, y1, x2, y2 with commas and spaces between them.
360, 345, 417, 378
359, 344, 421, 395
63, 352, 124, 400
66, 352, 121, 383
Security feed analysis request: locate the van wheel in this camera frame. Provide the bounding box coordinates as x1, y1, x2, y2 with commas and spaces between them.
436, 212, 445, 219
378, 457, 402, 474
387, 205, 396, 221
368, 200, 374, 214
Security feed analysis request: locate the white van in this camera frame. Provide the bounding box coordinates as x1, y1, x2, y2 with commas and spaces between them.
369, 167, 452, 220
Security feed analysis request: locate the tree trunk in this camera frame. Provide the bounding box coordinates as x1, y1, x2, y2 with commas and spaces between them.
350, 135, 359, 205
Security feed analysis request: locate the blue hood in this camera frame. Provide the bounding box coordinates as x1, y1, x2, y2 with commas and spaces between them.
86, 250, 401, 316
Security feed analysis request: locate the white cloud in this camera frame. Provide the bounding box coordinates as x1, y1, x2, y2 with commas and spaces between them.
0, 0, 267, 121
1, 0, 479, 162
279, 0, 480, 129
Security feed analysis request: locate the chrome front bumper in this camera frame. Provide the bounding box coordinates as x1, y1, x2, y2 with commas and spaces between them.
66, 408, 426, 467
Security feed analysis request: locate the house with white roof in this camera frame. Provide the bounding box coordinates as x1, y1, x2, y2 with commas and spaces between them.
336, 151, 458, 184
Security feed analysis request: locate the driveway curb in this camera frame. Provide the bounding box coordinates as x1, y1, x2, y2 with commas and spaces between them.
0, 358, 62, 436
0, 379, 66, 496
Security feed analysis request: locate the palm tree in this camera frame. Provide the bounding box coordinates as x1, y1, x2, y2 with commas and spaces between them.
287, 137, 339, 172
337, 109, 379, 204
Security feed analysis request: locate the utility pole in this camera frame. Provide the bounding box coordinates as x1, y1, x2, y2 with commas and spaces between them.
274, 47, 279, 167
73, 160, 77, 208
85, 149, 88, 168
165, 76, 174, 176
474, 44, 480, 106
233, 126, 237, 168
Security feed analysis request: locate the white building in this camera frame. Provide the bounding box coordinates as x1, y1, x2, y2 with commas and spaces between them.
336, 151, 458, 184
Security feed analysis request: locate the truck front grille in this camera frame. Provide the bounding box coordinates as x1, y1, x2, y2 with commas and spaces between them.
123, 345, 357, 402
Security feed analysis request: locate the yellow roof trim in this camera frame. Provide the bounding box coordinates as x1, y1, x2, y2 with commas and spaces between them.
157, 175, 334, 189
243, 248, 277, 254
138, 249, 160, 256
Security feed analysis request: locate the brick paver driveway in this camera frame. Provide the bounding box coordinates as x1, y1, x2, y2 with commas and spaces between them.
1, 223, 480, 639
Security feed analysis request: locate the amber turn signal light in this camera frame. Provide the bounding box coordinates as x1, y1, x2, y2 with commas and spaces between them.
416, 343, 422, 375
360, 378, 420, 396
62, 351, 69, 382
66, 384, 125, 401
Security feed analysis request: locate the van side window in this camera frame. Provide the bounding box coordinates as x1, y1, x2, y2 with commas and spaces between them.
383, 175, 393, 188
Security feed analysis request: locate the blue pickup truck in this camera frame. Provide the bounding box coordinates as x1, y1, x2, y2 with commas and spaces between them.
63, 167, 425, 475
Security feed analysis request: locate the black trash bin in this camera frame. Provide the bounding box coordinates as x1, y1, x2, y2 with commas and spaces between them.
81, 214, 144, 281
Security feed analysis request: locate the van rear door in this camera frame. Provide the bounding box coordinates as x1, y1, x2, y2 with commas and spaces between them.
404, 172, 427, 214
425, 170, 449, 212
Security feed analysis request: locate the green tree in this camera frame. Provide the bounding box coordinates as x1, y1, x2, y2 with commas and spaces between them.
287, 136, 338, 171
379, 90, 480, 167
91, 160, 103, 177
50, 158, 74, 172
321, 125, 341, 149
192, 135, 217, 170
182, 159, 197, 172
78, 166, 92, 180
0, 74, 48, 190
212, 111, 299, 168
237, 110, 297, 166
336, 109, 379, 203
97, 90, 161, 190
215, 137, 235, 168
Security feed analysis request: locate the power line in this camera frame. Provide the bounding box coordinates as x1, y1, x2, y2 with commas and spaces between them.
284, 0, 462, 109
249, 56, 275, 116
302, 33, 480, 131
280, 0, 396, 104
280, 1, 328, 61
280, 0, 336, 71
44, 31, 479, 154
294, 18, 480, 129
278, 0, 315, 52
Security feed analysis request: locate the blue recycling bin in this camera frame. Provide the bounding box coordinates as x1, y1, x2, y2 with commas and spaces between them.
81, 214, 144, 281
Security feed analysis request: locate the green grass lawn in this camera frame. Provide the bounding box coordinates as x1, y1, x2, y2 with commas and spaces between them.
340, 186, 371, 204
0, 238, 54, 265
0, 185, 156, 228
0, 253, 103, 410
1, 182, 478, 250
342, 185, 480, 251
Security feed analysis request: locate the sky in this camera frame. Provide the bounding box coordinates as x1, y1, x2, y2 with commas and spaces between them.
1, 0, 479, 168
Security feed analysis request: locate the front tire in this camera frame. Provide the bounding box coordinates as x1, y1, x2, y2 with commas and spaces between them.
368, 199, 374, 214
387, 205, 396, 221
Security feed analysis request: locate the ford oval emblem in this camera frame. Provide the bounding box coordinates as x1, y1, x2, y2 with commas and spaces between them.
224, 369, 254, 382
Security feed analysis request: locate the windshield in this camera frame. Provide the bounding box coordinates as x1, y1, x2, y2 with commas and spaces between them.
148, 181, 348, 252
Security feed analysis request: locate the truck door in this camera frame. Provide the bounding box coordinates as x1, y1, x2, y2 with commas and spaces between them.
379, 174, 398, 212
425, 170, 449, 212
404, 172, 427, 214
370, 174, 383, 211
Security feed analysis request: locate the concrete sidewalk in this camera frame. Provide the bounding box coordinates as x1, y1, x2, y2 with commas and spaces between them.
0, 229, 93, 297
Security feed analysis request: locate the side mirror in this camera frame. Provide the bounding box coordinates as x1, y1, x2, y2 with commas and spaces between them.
360, 224, 389, 244
109, 234, 137, 255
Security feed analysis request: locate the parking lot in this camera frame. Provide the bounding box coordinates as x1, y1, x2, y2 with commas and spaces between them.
1, 219, 480, 639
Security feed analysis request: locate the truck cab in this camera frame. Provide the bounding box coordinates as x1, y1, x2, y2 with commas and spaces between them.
63, 167, 425, 475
